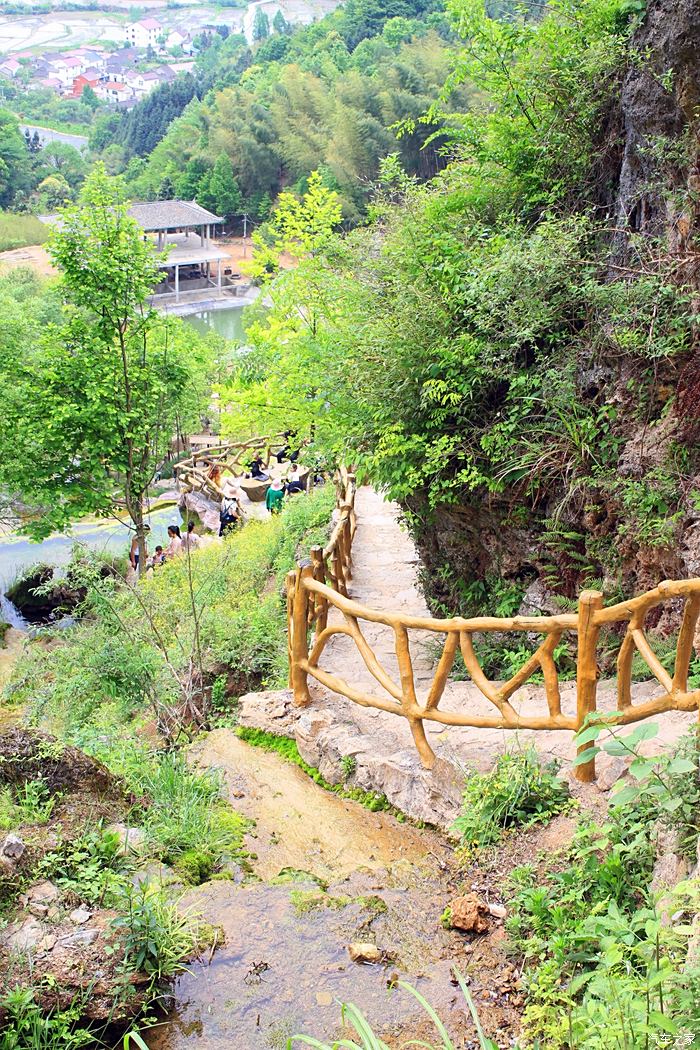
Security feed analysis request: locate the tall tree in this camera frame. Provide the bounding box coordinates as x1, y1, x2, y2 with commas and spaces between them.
253, 8, 270, 42
272, 9, 288, 33
0, 166, 211, 569
0, 108, 32, 207
198, 153, 242, 222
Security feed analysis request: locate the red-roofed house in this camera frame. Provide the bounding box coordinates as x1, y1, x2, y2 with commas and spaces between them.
126, 17, 162, 48
71, 71, 102, 98
96, 80, 133, 103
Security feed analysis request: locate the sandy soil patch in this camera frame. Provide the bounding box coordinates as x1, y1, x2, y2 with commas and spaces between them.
0, 245, 55, 277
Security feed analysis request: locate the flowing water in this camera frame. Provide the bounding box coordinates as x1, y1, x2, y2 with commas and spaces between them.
145, 731, 470, 1050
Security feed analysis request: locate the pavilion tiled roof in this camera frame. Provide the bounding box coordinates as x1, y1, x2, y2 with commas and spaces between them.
128, 200, 223, 231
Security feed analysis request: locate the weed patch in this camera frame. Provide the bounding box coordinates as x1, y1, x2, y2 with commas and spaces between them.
452, 747, 571, 855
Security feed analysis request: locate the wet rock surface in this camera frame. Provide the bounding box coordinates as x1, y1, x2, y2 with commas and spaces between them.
141, 729, 522, 1050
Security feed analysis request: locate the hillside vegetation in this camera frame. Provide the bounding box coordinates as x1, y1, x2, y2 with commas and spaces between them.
221, 0, 700, 647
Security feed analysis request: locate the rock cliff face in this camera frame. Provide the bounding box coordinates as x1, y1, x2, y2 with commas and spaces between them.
412, 0, 700, 628
614, 0, 700, 251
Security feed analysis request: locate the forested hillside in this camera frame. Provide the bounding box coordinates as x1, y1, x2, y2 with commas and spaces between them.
222, 0, 700, 649
93, 0, 469, 219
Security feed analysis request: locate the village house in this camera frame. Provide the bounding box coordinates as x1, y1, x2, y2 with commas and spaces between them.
126, 18, 163, 49
71, 70, 103, 99
95, 80, 132, 103
0, 58, 21, 78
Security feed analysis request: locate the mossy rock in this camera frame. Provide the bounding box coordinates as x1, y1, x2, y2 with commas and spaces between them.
173, 848, 215, 885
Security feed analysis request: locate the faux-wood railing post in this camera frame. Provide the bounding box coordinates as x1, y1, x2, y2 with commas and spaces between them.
310, 546, 328, 635
575, 589, 603, 782
289, 564, 312, 706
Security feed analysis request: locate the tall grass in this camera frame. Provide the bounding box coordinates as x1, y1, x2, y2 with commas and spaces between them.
0, 213, 48, 253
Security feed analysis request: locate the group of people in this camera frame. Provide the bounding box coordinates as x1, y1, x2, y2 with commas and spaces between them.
128, 521, 201, 573
129, 434, 311, 565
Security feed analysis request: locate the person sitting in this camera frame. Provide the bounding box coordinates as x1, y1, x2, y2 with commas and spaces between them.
219, 483, 241, 536
275, 430, 296, 464
247, 450, 269, 481
166, 524, 184, 558
285, 465, 305, 495
129, 524, 150, 573
149, 545, 165, 569
183, 520, 201, 552
265, 479, 285, 515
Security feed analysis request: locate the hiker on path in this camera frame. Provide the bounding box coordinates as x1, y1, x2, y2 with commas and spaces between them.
266, 479, 285, 515
166, 524, 184, 558
183, 520, 201, 552
219, 480, 242, 536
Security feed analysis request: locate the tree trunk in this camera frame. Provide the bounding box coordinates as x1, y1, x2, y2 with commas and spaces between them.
130, 497, 147, 577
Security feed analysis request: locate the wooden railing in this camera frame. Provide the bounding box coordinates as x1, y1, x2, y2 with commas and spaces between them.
287, 505, 700, 779
175, 433, 288, 500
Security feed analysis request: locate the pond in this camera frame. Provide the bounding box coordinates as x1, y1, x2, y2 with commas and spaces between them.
185, 305, 248, 343
0, 506, 177, 627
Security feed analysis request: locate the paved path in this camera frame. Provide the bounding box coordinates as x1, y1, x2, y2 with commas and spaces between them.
318, 488, 695, 778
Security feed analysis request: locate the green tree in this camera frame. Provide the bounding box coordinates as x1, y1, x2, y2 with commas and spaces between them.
269, 169, 342, 257
252, 8, 270, 42
197, 153, 242, 222
176, 156, 212, 200
0, 108, 32, 207
80, 83, 100, 111
36, 173, 71, 208
0, 166, 211, 570
272, 9, 288, 33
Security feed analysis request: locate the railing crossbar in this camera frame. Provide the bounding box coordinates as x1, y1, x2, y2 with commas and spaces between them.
287, 478, 700, 779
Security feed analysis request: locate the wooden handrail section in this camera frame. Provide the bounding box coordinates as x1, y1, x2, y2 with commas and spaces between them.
175, 433, 289, 500
286, 480, 700, 779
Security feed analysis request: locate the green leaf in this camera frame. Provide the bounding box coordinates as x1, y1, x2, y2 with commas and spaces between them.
609, 785, 639, 807
624, 723, 660, 746
572, 746, 600, 766
667, 757, 696, 776
648, 1012, 678, 1035
628, 756, 657, 780
575, 724, 606, 746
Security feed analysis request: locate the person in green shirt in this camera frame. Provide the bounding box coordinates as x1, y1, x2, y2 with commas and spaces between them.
265, 479, 285, 514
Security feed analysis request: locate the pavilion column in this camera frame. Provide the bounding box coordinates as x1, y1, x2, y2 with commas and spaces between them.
217, 258, 222, 293
175, 264, 179, 303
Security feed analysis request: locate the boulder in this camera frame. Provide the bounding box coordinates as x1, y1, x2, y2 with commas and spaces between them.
69, 907, 92, 925
237, 689, 298, 736
4, 566, 84, 625
449, 894, 491, 934
0, 728, 120, 799
4, 914, 47, 952
25, 880, 60, 904
58, 928, 99, 949
105, 823, 148, 857
1, 833, 25, 862
348, 942, 383, 964
179, 490, 221, 533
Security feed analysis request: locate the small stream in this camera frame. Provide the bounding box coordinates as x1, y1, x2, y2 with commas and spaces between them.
144, 731, 472, 1050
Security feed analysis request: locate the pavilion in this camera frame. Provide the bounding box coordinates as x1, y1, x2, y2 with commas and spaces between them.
127, 200, 230, 303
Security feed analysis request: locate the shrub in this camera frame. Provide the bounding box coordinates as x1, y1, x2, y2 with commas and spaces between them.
0, 777, 56, 830
452, 747, 570, 853
129, 752, 247, 871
